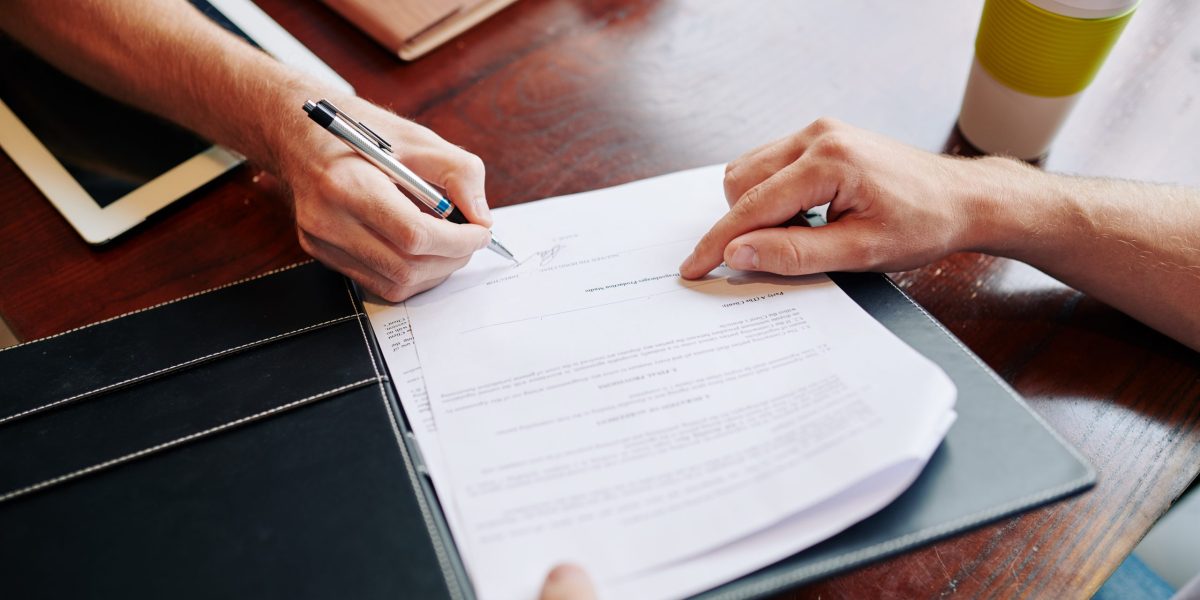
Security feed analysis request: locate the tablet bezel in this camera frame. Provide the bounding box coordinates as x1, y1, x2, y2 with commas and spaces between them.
0, 0, 353, 244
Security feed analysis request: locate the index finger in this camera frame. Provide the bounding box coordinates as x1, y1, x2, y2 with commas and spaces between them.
394, 131, 493, 227
679, 158, 841, 279
341, 162, 490, 258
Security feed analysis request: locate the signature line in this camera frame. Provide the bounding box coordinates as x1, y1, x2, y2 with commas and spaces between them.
459, 277, 727, 334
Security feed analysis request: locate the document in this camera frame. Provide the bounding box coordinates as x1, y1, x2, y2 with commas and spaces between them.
365, 165, 956, 600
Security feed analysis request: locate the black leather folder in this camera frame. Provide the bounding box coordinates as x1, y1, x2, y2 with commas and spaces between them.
0, 260, 1094, 599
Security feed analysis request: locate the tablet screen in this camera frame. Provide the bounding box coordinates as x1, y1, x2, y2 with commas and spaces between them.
0, 0, 258, 207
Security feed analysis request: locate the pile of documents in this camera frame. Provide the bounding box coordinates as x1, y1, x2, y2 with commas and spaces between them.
366, 166, 957, 600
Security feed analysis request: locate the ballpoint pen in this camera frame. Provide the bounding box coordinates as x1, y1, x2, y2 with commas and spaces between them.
302, 99, 517, 263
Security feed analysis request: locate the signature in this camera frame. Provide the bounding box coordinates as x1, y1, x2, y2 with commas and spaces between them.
536, 244, 565, 266
518, 244, 566, 268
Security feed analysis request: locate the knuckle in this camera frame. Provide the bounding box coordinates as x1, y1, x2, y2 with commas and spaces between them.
737, 183, 764, 211
380, 282, 412, 303
465, 152, 486, 175
758, 235, 806, 275
807, 116, 842, 136
812, 132, 853, 160
723, 159, 741, 183
365, 196, 395, 230
383, 258, 417, 287
723, 162, 745, 203
443, 152, 485, 184
779, 236, 807, 274
395, 221, 430, 254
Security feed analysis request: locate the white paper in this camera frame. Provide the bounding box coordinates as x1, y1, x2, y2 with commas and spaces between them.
367, 165, 956, 600
607, 410, 957, 599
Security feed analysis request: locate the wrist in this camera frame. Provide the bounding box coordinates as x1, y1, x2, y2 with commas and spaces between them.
955, 155, 1052, 259
252, 67, 339, 174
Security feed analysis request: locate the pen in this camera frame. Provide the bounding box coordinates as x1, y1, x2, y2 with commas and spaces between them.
302, 99, 516, 263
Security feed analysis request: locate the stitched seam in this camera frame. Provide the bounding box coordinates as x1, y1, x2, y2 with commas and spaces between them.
343, 281, 464, 600
0, 377, 379, 504
0, 313, 358, 427
706, 276, 1096, 600
0, 260, 315, 353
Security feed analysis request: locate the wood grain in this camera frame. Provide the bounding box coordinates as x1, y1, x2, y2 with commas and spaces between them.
1, 0, 1197, 597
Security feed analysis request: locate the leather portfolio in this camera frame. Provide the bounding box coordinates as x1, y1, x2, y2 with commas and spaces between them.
0, 260, 1095, 598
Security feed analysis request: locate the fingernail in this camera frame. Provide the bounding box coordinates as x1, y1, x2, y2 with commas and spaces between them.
730, 245, 758, 270
473, 196, 492, 219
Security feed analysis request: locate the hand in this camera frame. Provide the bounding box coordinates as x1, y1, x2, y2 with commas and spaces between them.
538, 564, 597, 600
678, 118, 1026, 279
275, 94, 494, 301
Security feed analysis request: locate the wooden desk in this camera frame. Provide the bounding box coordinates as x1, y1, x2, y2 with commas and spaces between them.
1, 0, 1197, 597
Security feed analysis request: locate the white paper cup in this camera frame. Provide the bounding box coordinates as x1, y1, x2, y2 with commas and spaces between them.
958, 0, 1139, 160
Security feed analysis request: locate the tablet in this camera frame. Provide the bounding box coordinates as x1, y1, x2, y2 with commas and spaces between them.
0, 0, 353, 244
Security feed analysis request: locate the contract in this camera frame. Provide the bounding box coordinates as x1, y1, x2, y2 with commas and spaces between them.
365, 165, 956, 600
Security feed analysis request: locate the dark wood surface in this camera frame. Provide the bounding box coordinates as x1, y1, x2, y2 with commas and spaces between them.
2, 0, 1198, 597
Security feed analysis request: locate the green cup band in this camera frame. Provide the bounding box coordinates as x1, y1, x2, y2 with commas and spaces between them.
975, 0, 1137, 97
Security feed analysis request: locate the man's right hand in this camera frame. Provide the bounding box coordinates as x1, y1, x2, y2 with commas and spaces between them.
276, 94, 495, 302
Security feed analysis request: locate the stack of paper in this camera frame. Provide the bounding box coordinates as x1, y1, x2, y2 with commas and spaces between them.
365, 166, 957, 600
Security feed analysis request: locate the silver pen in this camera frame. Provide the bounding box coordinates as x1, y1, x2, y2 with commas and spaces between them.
302, 99, 516, 263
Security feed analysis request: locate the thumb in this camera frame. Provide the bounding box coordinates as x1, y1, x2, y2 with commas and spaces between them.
539, 564, 598, 600
723, 221, 881, 276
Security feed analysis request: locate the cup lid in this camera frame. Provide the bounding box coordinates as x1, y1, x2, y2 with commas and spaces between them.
1026, 0, 1140, 19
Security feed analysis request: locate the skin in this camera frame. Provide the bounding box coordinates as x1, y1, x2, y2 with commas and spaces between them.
0, 0, 493, 302
4, 5, 1193, 598
0, 2, 587, 595
680, 118, 1200, 351
538, 564, 598, 600
532, 122, 1200, 595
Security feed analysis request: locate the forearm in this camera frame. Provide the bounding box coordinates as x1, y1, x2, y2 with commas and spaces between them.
1, 2, 497, 302
0, 0, 339, 175
968, 159, 1200, 350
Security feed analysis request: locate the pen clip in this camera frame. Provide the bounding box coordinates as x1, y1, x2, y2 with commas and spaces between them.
316, 99, 393, 153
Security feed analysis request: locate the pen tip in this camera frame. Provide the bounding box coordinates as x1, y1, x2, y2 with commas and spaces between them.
489, 238, 518, 263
